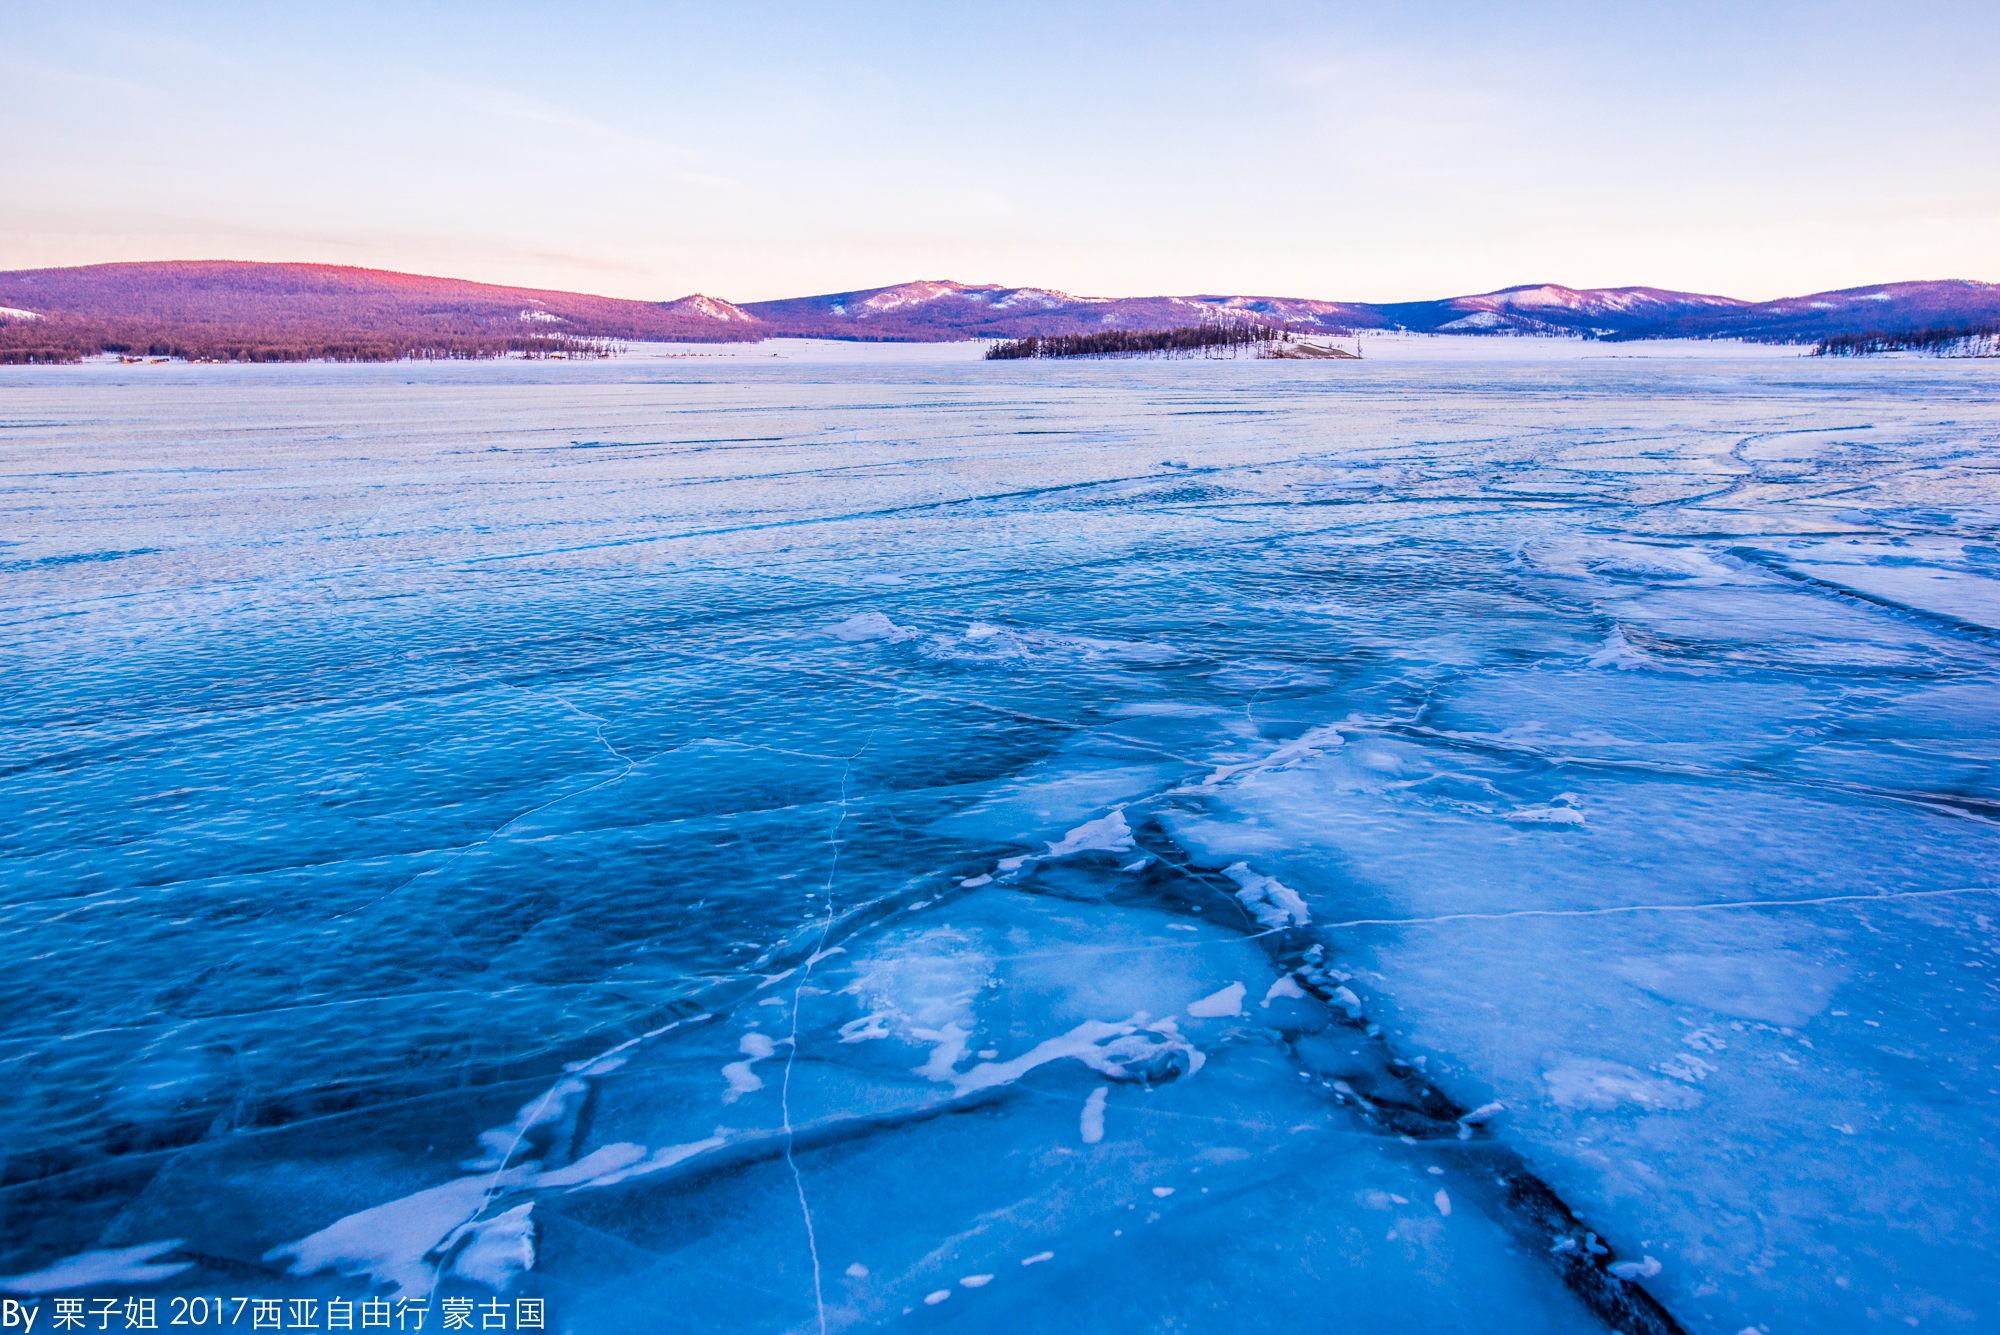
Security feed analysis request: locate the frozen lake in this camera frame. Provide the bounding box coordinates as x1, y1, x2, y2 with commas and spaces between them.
3, 348, 1998, 1333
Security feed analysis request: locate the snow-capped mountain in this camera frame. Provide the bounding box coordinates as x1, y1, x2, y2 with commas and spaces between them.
1601, 279, 2000, 341
1375, 278, 2000, 341
1376, 284, 1751, 336
743, 277, 2000, 342
660, 293, 759, 322
739, 279, 1373, 339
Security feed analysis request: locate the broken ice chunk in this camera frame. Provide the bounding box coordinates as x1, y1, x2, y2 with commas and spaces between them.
1504, 792, 1586, 825
1262, 975, 1307, 1006
1608, 1256, 1663, 1280
448, 1203, 534, 1288
1045, 809, 1136, 858
827, 611, 916, 642
1586, 625, 1657, 670
1222, 863, 1310, 928
1456, 1101, 1505, 1140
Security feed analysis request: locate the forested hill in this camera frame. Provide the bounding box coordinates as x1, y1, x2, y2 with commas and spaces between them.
0, 261, 764, 362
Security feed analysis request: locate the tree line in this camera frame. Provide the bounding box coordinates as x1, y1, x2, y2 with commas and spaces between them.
1814, 323, 2000, 358
985, 322, 1290, 360
0, 314, 616, 365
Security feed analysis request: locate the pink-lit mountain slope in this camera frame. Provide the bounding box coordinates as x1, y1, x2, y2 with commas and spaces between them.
1374, 284, 1751, 335
744, 277, 2000, 342
737, 279, 1374, 340
0, 262, 764, 351
1598, 279, 2000, 341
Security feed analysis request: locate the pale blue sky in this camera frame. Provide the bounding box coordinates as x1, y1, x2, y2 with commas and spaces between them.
4, 1, 1995, 303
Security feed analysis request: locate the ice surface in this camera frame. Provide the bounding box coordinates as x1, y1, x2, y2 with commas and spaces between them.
2, 352, 1997, 1333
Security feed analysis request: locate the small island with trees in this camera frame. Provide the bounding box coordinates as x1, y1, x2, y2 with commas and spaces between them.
985, 322, 1360, 360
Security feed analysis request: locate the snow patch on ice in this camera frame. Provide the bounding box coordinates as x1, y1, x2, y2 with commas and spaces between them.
911, 1022, 972, 1082
0, 1240, 193, 1294
271, 1128, 730, 1297
1188, 982, 1246, 1017
1542, 1057, 1700, 1111
267, 1174, 517, 1295
535, 1143, 648, 1186
1613, 952, 1847, 1026
722, 1031, 778, 1101
946, 1015, 1204, 1094
1529, 538, 1754, 586
1080, 1086, 1108, 1143
1656, 1053, 1716, 1084
1191, 723, 1347, 790
552, 1136, 726, 1190
919, 622, 1182, 666
839, 1013, 892, 1042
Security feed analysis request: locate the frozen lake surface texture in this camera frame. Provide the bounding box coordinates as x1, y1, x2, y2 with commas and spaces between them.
3, 347, 1998, 1333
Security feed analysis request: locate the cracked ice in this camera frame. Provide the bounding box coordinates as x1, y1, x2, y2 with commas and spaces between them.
3, 349, 1998, 1335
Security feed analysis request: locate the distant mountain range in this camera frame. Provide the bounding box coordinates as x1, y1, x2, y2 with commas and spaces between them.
736, 276, 2000, 342
2, 262, 1997, 364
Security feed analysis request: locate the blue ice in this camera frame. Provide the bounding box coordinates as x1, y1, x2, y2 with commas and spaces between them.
2, 351, 1997, 1333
